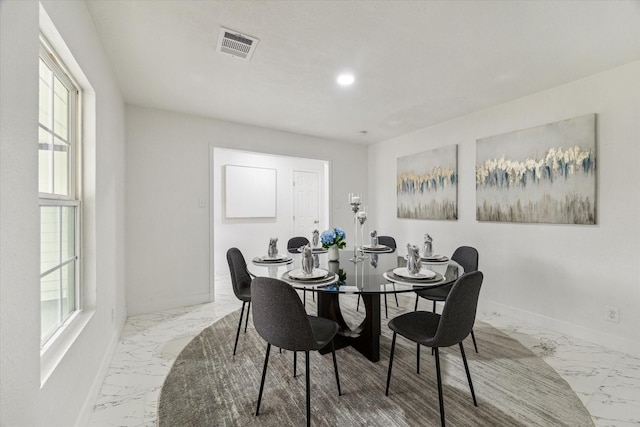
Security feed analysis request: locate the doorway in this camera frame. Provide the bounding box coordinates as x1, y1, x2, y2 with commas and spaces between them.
210, 147, 330, 299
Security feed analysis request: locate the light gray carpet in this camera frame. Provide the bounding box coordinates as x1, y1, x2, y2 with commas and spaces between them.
158, 296, 593, 426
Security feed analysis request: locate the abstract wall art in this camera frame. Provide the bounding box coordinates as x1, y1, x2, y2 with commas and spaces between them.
476, 114, 596, 224
397, 145, 458, 220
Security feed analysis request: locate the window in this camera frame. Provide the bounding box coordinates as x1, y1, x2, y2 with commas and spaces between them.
39, 40, 81, 346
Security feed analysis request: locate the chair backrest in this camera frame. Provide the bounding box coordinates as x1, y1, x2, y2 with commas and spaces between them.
287, 236, 310, 253
377, 236, 397, 250
226, 248, 252, 300
451, 246, 478, 273
251, 277, 318, 351
431, 271, 483, 348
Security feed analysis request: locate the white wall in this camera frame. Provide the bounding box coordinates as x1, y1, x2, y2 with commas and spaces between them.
126, 106, 367, 315
0, 1, 126, 426
369, 61, 640, 355
212, 148, 329, 279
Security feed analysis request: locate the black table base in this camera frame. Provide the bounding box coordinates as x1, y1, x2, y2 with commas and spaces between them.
317, 292, 381, 362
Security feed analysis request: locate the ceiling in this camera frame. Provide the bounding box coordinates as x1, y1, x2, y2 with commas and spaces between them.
85, 1, 640, 144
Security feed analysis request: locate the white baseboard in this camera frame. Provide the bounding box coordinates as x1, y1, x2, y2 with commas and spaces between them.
127, 292, 212, 316
74, 314, 125, 427
477, 298, 640, 358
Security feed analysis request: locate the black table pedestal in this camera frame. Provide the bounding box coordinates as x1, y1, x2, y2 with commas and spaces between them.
317, 292, 381, 362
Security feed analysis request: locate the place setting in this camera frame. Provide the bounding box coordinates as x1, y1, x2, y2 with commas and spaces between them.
420, 253, 449, 263
362, 230, 394, 253
252, 237, 293, 265
384, 243, 443, 285
281, 244, 337, 285
383, 266, 443, 285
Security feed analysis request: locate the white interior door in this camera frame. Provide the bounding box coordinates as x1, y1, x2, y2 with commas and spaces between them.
293, 170, 320, 240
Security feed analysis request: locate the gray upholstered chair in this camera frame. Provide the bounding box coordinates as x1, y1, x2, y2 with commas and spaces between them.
287, 236, 310, 253
414, 246, 480, 352
287, 236, 313, 305
226, 247, 254, 356
357, 235, 398, 317
252, 277, 341, 427
386, 271, 484, 427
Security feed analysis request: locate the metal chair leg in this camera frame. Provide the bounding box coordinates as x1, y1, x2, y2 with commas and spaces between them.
433, 300, 437, 313
303, 289, 307, 306
385, 332, 397, 396
417, 343, 420, 374
384, 293, 388, 319
434, 347, 446, 427
331, 341, 341, 395
244, 301, 251, 333
471, 330, 478, 353
414, 294, 419, 311
294, 351, 297, 377
460, 342, 477, 406
393, 284, 399, 307
305, 351, 311, 427
256, 343, 271, 416
233, 302, 246, 356
357, 295, 361, 311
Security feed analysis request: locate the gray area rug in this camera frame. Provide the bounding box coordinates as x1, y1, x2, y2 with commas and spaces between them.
158, 296, 593, 426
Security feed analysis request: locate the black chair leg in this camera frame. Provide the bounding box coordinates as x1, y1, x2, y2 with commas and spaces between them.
303, 289, 307, 306
357, 295, 361, 311
417, 343, 420, 374
393, 284, 399, 307
459, 342, 477, 406
331, 341, 341, 395
434, 347, 446, 427
256, 343, 271, 416
414, 294, 419, 311
294, 351, 297, 378
384, 293, 388, 319
244, 301, 251, 333
385, 332, 397, 396
305, 351, 311, 427
233, 302, 246, 356
433, 300, 437, 313
471, 330, 478, 353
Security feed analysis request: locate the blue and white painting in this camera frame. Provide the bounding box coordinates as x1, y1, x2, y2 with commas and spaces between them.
397, 145, 458, 220
476, 114, 596, 224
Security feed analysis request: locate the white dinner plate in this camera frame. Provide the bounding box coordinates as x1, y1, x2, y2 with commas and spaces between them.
392, 267, 436, 279
260, 254, 288, 261
288, 268, 329, 280
362, 244, 390, 251
421, 254, 448, 261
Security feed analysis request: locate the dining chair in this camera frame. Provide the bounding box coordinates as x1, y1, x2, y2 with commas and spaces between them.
226, 247, 255, 356
386, 271, 484, 427
287, 236, 313, 305
287, 236, 310, 252
414, 246, 480, 353
251, 277, 342, 427
357, 235, 398, 318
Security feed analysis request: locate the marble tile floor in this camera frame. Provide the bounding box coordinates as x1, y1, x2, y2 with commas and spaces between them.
88, 277, 640, 427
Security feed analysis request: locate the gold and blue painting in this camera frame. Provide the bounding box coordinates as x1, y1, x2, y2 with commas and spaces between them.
397, 145, 458, 220
476, 114, 596, 224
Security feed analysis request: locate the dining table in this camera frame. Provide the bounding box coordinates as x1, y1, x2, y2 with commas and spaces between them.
249, 248, 462, 362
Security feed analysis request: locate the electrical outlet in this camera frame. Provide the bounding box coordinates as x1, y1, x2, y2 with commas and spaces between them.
605, 306, 620, 323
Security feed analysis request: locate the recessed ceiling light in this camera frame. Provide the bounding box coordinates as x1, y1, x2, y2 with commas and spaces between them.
337, 73, 355, 86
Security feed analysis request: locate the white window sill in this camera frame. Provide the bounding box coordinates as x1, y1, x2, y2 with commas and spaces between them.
40, 308, 95, 387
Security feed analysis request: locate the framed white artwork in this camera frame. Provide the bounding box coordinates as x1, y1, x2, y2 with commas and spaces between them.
224, 165, 277, 218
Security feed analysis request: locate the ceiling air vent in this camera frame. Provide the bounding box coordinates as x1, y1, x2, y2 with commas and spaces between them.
216, 27, 259, 61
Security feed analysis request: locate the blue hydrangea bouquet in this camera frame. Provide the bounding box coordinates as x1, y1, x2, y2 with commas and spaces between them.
320, 227, 347, 249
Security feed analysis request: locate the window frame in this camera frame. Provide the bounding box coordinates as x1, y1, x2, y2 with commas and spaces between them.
38, 36, 83, 348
